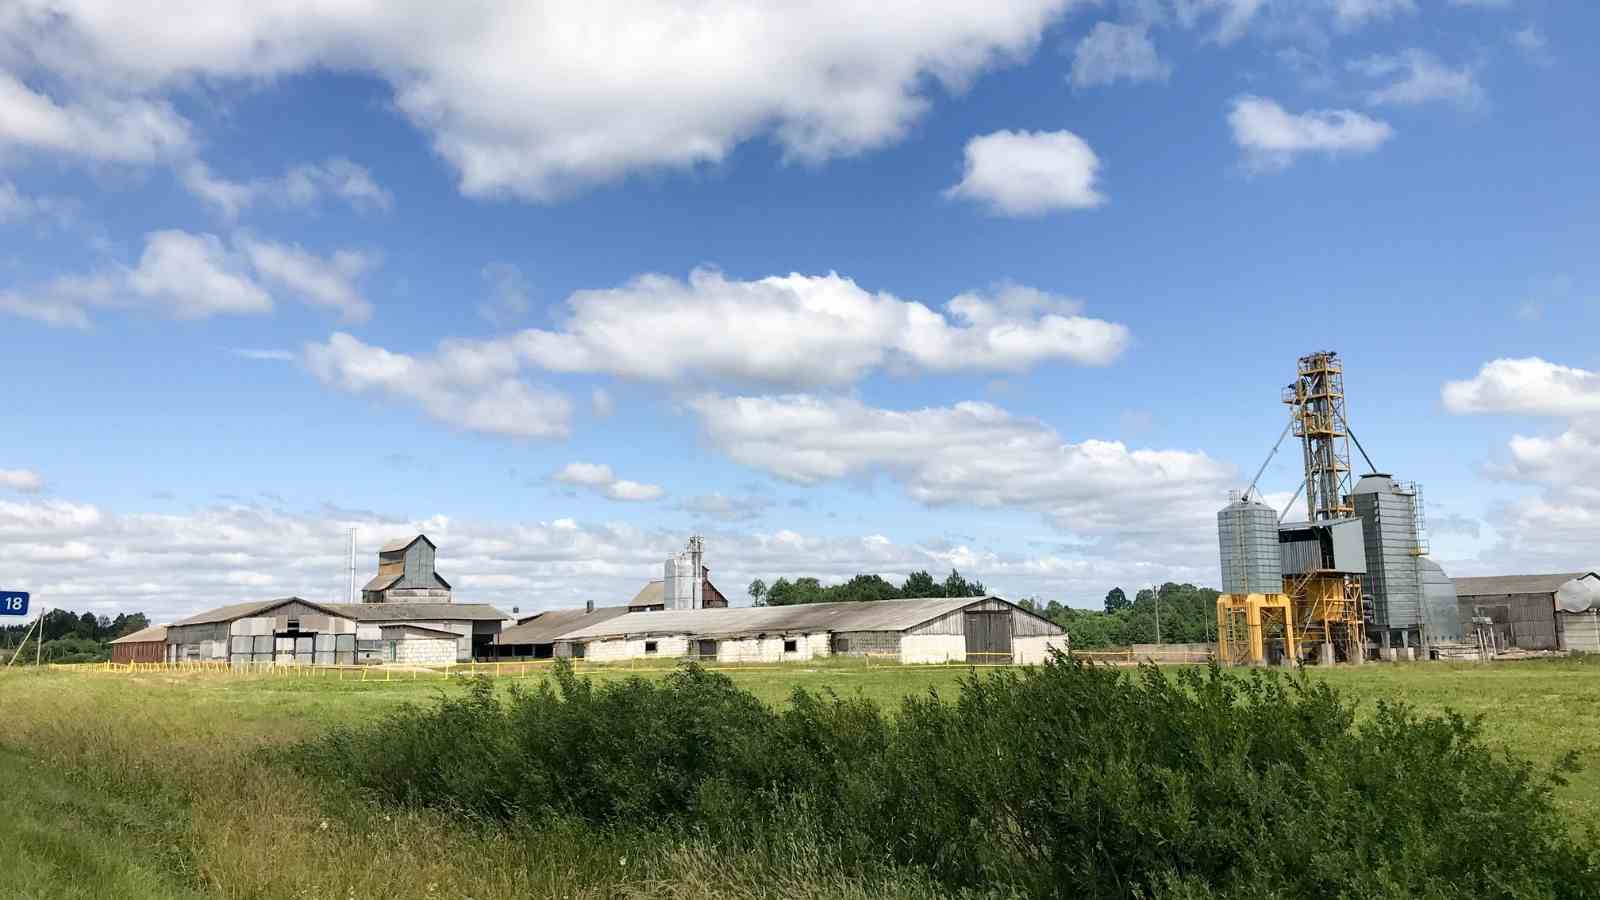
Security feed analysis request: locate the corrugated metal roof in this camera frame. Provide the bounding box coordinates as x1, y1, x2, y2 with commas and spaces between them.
110, 625, 168, 644
1454, 572, 1598, 597
555, 596, 1054, 641
498, 606, 631, 645
322, 602, 511, 622
628, 580, 664, 608
173, 597, 339, 626
361, 572, 402, 592
379, 534, 432, 553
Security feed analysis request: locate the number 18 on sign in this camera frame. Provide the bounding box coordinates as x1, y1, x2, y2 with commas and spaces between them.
1, 592, 29, 616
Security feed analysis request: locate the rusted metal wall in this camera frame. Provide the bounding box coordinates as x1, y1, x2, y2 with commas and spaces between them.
111, 641, 165, 663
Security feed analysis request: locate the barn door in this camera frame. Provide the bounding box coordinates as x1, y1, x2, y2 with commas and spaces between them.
964, 611, 1013, 661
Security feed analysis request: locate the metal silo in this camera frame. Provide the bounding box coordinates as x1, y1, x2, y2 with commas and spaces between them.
1351, 474, 1424, 635
1218, 491, 1282, 595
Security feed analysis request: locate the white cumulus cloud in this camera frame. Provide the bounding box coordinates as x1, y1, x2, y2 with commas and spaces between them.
1071, 22, 1171, 88
687, 393, 1234, 539
1442, 358, 1600, 417
1351, 49, 1484, 108
1, 230, 380, 328
303, 332, 572, 440
553, 462, 665, 503
180, 158, 392, 219
0, 0, 1085, 200
0, 73, 190, 163
446, 269, 1127, 388
1228, 95, 1393, 172
237, 236, 376, 323
946, 129, 1106, 216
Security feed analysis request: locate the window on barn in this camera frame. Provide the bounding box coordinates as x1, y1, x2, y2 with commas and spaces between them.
286, 618, 300, 632
644, 640, 658, 654
783, 638, 798, 653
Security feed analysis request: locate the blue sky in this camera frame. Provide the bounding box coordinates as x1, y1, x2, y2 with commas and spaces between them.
2, 0, 1597, 622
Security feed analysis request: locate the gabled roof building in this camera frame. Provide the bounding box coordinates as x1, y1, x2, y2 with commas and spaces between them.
552, 595, 1066, 665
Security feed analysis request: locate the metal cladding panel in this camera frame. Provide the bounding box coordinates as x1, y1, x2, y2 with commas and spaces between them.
1419, 559, 1463, 642
1328, 520, 1367, 574
1218, 499, 1282, 594
1354, 489, 1423, 629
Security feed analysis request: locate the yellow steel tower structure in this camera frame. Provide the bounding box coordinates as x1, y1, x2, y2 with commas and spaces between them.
1217, 352, 1366, 665
1283, 352, 1366, 663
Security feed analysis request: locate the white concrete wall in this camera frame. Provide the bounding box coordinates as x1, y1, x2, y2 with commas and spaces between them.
1013, 635, 1069, 665
901, 634, 966, 664
713, 633, 829, 663
583, 635, 690, 662
805, 632, 831, 658
392, 637, 456, 665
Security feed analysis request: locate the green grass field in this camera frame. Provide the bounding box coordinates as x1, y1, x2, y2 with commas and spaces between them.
4, 657, 1599, 899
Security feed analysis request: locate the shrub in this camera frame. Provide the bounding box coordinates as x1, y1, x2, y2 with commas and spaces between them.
293, 656, 1600, 898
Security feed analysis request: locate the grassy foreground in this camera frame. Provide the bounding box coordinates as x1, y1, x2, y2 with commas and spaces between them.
3, 657, 1599, 898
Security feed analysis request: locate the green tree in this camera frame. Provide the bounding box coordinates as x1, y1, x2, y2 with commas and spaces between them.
1104, 587, 1129, 614
747, 579, 767, 607
113, 612, 150, 637
830, 574, 900, 603
901, 570, 941, 597
764, 577, 796, 606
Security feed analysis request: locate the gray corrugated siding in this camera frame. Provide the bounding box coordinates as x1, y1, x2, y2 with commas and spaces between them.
832, 631, 901, 655
1219, 501, 1281, 594
394, 541, 447, 590
1558, 612, 1600, 653
1354, 490, 1423, 629
1458, 593, 1558, 650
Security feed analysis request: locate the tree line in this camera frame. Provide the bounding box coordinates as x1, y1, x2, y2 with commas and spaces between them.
739, 569, 1218, 649
0, 608, 152, 663
1017, 583, 1220, 648
746, 569, 987, 606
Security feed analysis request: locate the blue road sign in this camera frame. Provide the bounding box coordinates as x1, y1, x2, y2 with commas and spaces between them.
1, 591, 29, 616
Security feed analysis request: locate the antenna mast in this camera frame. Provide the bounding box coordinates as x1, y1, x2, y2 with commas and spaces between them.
347, 528, 356, 603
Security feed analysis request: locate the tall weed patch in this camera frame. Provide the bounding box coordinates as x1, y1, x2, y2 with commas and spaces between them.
294, 656, 1600, 898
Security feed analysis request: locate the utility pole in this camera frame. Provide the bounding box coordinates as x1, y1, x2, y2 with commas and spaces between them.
1153, 585, 1161, 646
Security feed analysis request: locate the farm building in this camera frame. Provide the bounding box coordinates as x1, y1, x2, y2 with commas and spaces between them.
551, 595, 1066, 664
164, 597, 511, 665
1455, 572, 1600, 652
109, 625, 167, 663
494, 603, 630, 658
164, 536, 511, 665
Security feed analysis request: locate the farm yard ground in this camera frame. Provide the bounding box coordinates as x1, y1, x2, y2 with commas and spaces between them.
3, 656, 1599, 899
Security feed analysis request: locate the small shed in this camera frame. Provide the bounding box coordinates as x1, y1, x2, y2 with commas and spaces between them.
378, 624, 460, 665
109, 625, 168, 663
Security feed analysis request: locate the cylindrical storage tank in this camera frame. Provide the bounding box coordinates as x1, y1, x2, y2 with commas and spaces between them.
1418, 558, 1462, 643
1351, 474, 1423, 629
1218, 493, 1282, 595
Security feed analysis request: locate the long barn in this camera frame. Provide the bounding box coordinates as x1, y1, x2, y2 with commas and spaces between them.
551, 595, 1066, 665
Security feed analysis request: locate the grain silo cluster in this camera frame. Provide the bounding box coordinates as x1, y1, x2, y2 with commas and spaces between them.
1215, 351, 1596, 665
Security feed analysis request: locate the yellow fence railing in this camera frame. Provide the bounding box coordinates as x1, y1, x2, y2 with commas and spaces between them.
45, 648, 1051, 680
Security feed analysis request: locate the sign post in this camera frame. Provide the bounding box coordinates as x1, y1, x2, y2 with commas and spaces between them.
2, 591, 37, 667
